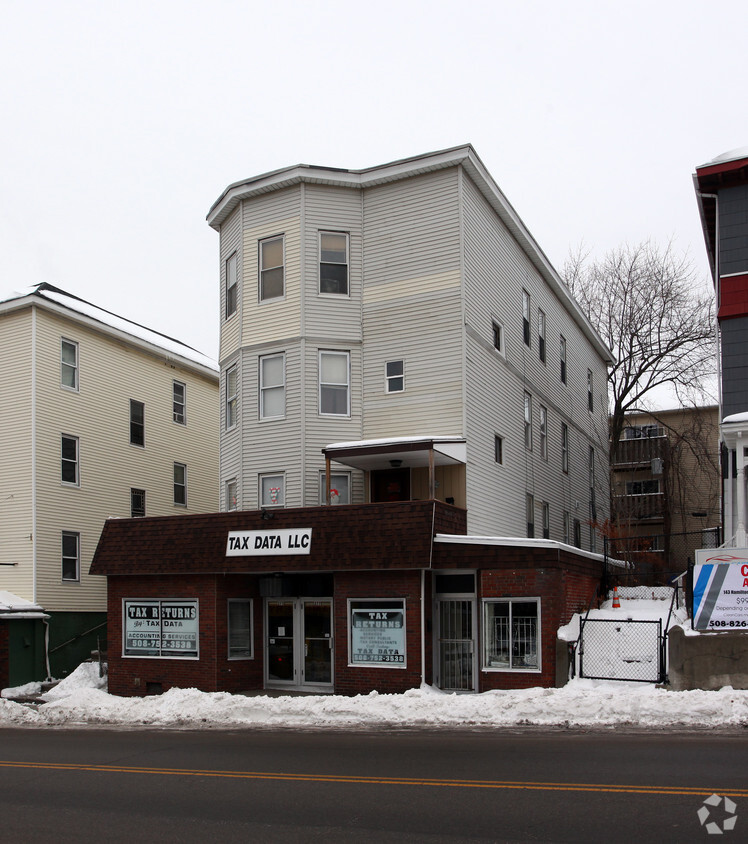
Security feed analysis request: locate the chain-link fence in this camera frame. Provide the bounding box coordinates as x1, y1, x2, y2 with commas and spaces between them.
579, 617, 664, 683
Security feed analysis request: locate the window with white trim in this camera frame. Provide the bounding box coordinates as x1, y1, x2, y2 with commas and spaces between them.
260, 474, 285, 508
492, 321, 503, 354
259, 235, 284, 301
538, 310, 546, 363
524, 392, 532, 450
348, 599, 406, 668
260, 353, 285, 419
226, 365, 237, 430
539, 405, 547, 460
228, 599, 253, 659
123, 599, 199, 658
226, 478, 238, 511
131, 488, 146, 518
173, 462, 187, 506
319, 472, 351, 505
61, 338, 78, 391
130, 400, 144, 447
225, 252, 237, 318
483, 599, 540, 671
61, 434, 79, 486
522, 290, 531, 346
173, 381, 186, 425
319, 231, 349, 295
319, 351, 350, 415
62, 531, 80, 582
385, 360, 404, 393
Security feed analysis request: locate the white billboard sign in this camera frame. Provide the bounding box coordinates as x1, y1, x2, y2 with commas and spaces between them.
226, 528, 312, 556
693, 549, 748, 631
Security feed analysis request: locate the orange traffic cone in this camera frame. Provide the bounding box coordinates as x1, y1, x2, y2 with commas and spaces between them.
612, 587, 621, 608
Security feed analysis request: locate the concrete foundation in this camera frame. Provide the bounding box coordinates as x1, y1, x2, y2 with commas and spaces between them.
668, 625, 748, 691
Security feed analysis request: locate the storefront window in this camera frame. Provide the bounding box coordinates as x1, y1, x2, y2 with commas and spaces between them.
348, 599, 406, 668
228, 600, 253, 659
482, 599, 540, 671
123, 599, 198, 658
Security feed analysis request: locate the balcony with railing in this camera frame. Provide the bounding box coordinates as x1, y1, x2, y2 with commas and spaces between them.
613, 491, 665, 521
613, 429, 667, 467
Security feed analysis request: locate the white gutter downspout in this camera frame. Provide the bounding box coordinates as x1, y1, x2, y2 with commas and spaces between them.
31, 305, 38, 603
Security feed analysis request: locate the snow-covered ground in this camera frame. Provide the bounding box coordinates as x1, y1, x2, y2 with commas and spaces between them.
3, 590, 745, 731
2, 660, 748, 731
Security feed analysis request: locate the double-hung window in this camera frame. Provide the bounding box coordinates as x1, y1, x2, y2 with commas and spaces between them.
560, 336, 567, 384
538, 310, 546, 363
226, 252, 238, 318
524, 392, 532, 450
226, 478, 238, 511
62, 531, 80, 582
522, 290, 531, 346
173, 381, 186, 425
61, 435, 79, 485
319, 231, 349, 295
259, 236, 284, 301
260, 473, 285, 508
173, 462, 187, 506
483, 599, 540, 671
130, 400, 145, 447
539, 406, 547, 460
260, 354, 285, 419
385, 360, 404, 393
226, 365, 238, 430
61, 338, 78, 390
319, 472, 351, 505
319, 351, 350, 416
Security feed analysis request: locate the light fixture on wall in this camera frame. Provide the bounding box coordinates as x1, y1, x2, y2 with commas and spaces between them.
261, 508, 274, 520
390, 459, 402, 468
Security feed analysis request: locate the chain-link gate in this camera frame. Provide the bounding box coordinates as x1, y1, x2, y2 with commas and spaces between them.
579, 618, 664, 683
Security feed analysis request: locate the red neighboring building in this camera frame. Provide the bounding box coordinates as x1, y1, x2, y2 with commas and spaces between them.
91, 500, 603, 697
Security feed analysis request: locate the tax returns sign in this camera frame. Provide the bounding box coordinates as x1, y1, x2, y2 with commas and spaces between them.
693, 549, 748, 630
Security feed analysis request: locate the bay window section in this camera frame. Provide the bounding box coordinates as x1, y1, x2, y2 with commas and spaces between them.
319, 231, 349, 295
482, 599, 540, 671
260, 353, 285, 419
259, 235, 284, 301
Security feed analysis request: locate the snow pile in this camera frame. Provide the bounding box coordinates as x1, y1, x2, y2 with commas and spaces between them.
1, 671, 748, 730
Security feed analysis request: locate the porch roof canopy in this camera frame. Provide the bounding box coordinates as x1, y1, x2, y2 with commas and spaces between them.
322, 436, 467, 471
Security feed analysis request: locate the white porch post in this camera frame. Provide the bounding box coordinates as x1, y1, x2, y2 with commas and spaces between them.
736, 433, 746, 547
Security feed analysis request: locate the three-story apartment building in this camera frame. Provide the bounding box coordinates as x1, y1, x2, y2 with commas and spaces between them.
0, 284, 219, 684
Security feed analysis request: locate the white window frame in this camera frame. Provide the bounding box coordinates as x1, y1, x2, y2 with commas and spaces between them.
319, 231, 349, 296
538, 310, 546, 363
319, 471, 351, 505
561, 423, 569, 473
61, 434, 79, 486
524, 392, 532, 451
319, 350, 350, 416
385, 360, 404, 393
226, 365, 238, 431
260, 473, 285, 508
259, 235, 284, 302
539, 405, 547, 460
225, 252, 238, 318
347, 598, 407, 669
173, 462, 187, 507
130, 399, 145, 447
62, 531, 80, 582
228, 599, 254, 660
259, 353, 286, 420
131, 488, 146, 518
173, 380, 186, 425
61, 338, 78, 391
482, 598, 541, 673
522, 290, 531, 346
122, 598, 199, 659
492, 320, 504, 355
226, 478, 238, 511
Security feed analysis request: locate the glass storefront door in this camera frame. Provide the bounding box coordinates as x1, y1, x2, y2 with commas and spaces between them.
266, 599, 333, 690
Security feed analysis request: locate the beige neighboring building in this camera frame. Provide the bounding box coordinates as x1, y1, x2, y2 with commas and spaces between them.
610, 406, 721, 578
0, 284, 219, 683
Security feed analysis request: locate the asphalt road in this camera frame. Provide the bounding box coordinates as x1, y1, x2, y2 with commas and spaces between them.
0, 726, 746, 842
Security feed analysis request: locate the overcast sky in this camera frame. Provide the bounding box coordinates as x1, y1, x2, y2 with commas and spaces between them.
1, 0, 745, 362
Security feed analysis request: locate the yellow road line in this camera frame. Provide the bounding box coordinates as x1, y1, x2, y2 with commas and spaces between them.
0, 760, 746, 797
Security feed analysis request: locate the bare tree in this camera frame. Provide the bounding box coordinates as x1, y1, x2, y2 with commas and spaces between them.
564, 241, 715, 461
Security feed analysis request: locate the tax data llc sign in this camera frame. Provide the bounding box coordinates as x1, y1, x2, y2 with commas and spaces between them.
226, 528, 312, 556
693, 549, 748, 630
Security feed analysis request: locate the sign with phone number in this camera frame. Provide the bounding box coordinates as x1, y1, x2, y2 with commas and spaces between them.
124, 600, 199, 657
693, 551, 748, 631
